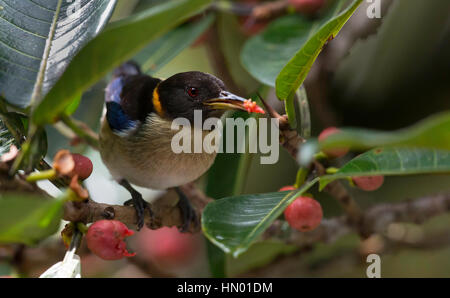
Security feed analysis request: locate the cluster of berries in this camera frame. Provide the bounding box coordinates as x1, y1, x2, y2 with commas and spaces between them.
244, 99, 265, 114
282, 126, 385, 232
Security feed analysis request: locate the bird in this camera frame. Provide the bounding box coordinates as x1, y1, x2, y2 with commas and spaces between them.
99, 61, 252, 232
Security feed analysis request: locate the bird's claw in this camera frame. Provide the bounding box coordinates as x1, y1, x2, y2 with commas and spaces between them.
176, 192, 198, 233
124, 195, 153, 231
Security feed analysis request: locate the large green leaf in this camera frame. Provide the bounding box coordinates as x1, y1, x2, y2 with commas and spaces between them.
135, 15, 214, 75
31, 0, 212, 125
202, 178, 319, 257
0, 0, 118, 107
276, 0, 362, 101
241, 0, 361, 90
319, 111, 450, 152
319, 148, 450, 189
0, 194, 64, 245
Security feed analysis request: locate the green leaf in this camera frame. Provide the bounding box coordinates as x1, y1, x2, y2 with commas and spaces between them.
294, 86, 311, 138
319, 111, 450, 152
63, 95, 82, 117
0, 0, 118, 107
135, 14, 214, 74
0, 194, 64, 245
206, 240, 226, 278
276, 0, 362, 101
0, 109, 47, 169
241, 0, 362, 89
202, 178, 319, 257
31, 0, 212, 125
0, 119, 14, 155
319, 148, 450, 190
284, 93, 297, 129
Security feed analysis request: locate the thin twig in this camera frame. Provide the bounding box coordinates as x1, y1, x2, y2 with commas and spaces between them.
313, 160, 364, 229
260, 97, 364, 233
59, 114, 100, 150
263, 193, 450, 247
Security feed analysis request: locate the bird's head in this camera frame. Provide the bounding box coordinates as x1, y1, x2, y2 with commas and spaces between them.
154, 71, 248, 123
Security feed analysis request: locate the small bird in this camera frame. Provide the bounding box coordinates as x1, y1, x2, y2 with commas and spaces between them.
99, 62, 253, 231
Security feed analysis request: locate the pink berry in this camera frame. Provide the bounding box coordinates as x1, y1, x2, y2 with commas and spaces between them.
135, 227, 198, 268
284, 196, 323, 232
318, 127, 349, 158
279, 185, 296, 192
288, 0, 325, 14
87, 220, 136, 260
71, 154, 93, 180
352, 176, 384, 191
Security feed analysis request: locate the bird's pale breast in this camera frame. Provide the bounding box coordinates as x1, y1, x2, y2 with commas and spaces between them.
99, 113, 218, 190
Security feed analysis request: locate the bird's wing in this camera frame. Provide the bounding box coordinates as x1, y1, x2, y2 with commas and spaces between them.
105, 62, 160, 134
105, 77, 139, 133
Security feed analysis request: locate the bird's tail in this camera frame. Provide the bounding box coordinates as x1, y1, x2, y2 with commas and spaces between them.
112, 61, 141, 79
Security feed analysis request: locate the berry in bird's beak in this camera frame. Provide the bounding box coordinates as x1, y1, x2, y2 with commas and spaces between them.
243, 99, 265, 114
204, 91, 265, 114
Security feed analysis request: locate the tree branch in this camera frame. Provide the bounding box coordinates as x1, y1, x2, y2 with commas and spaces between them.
59, 114, 100, 150
263, 193, 450, 247
62, 183, 213, 233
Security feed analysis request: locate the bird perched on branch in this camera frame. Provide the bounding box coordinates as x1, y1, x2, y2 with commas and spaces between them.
99, 62, 257, 231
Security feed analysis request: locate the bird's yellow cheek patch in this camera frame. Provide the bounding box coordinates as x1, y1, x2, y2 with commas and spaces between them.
152, 86, 165, 117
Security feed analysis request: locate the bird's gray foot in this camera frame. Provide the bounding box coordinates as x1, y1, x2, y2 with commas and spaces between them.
175, 187, 198, 233
119, 180, 153, 231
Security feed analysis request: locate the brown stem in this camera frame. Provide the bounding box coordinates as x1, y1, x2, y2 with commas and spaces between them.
63, 183, 213, 233
263, 193, 450, 247
313, 160, 364, 229
250, 0, 289, 21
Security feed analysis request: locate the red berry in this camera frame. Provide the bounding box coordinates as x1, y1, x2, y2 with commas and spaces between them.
71, 154, 93, 180
288, 0, 325, 14
352, 176, 384, 191
279, 185, 296, 192
243, 99, 265, 114
284, 196, 323, 232
86, 220, 136, 260
135, 227, 198, 268
318, 127, 349, 158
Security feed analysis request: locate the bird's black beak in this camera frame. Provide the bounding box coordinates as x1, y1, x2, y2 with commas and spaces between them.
203, 91, 248, 112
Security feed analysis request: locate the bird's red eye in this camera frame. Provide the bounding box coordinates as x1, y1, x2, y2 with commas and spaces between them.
187, 87, 199, 98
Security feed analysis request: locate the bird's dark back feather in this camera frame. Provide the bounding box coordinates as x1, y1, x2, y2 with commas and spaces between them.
105, 62, 160, 132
